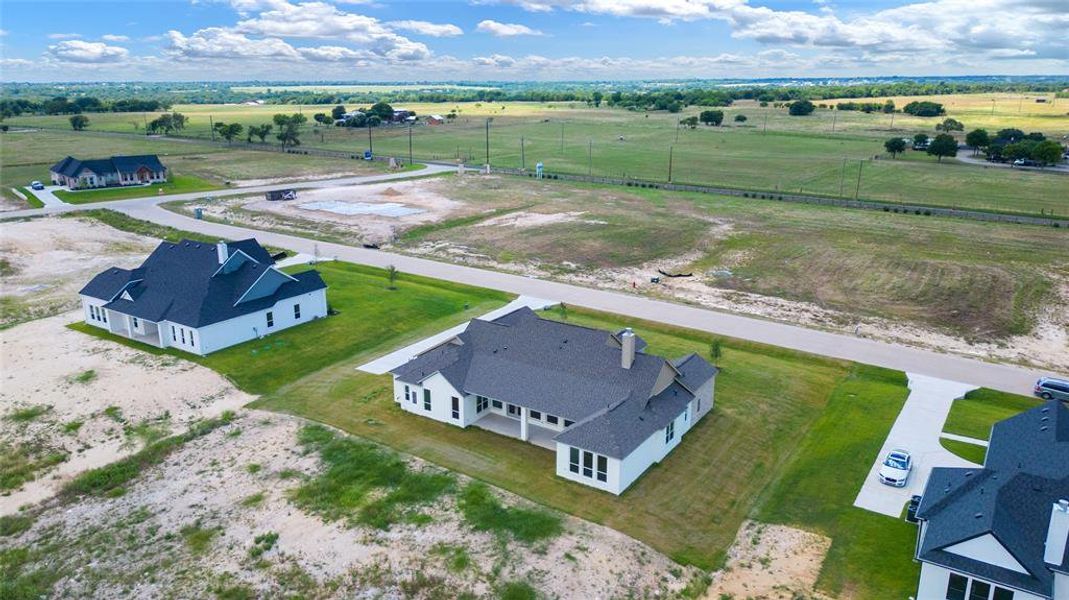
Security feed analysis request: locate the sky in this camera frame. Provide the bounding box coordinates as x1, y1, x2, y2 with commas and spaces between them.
0, 0, 1066, 82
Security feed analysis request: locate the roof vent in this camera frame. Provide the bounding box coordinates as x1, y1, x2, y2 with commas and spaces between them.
974, 512, 983, 519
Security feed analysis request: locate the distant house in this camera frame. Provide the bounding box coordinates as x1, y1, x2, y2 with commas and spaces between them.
913, 400, 1069, 600
389, 307, 718, 494
50, 155, 167, 190
426, 114, 446, 125
391, 109, 412, 123
80, 238, 327, 355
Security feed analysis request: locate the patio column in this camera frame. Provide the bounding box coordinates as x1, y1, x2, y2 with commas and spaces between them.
125, 314, 134, 338
520, 406, 529, 442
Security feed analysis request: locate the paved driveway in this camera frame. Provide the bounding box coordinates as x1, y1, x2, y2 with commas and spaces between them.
26, 185, 68, 207
853, 373, 979, 517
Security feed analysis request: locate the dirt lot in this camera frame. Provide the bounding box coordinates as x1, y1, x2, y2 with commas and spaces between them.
0, 217, 158, 328
706, 520, 833, 600
0, 311, 253, 513
2, 411, 701, 599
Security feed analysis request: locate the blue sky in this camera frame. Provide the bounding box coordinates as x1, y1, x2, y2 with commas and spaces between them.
1, 0, 1065, 81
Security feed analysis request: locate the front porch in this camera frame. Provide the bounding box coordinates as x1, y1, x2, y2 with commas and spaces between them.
472, 412, 558, 450
107, 312, 163, 347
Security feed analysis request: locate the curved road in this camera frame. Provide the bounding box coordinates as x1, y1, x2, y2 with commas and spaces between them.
3, 168, 1060, 395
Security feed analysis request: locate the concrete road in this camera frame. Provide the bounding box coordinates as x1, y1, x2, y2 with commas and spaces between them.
853, 373, 979, 517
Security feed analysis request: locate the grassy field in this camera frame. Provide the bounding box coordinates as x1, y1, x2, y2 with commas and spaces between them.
7, 96, 1067, 215
942, 387, 1040, 440
53, 174, 219, 203
940, 438, 988, 464
389, 176, 1067, 340
72, 262, 511, 395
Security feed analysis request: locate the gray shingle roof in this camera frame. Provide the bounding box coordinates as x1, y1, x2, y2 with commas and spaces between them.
391, 307, 717, 458
916, 400, 1069, 596
80, 239, 325, 328
51, 155, 166, 178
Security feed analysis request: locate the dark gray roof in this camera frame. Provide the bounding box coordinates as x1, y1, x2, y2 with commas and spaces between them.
50, 155, 166, 178
916, 401, 1069, 596
391, 307, 717, 458
80, 239, 325, 329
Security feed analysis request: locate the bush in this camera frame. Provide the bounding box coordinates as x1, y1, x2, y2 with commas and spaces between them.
457, 482, 563, 543
788, 100, 815, 116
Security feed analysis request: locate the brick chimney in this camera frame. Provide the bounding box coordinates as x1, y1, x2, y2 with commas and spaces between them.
621, 327, 635, 369
1045, 499, 1069, 566
216, 240, 229, 264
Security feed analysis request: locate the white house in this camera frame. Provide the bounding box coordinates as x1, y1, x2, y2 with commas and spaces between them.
51, 155, 167, 189
79, 238, 328, 355
914, 400, 1069, 600
389, 307, 718, 495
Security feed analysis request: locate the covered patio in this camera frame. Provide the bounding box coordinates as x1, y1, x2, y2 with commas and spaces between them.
473, 413, 557, 450
107, 311, 163, 347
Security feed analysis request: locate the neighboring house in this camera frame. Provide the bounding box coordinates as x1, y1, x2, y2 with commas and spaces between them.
390, 307, 718, 494
50, 155, 167, 189
426, 114, 445, 125
914, 400, 1069, 600
79, 238, 327, 356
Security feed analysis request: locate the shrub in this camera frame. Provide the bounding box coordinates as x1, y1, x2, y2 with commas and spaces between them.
457, 482, 562, 543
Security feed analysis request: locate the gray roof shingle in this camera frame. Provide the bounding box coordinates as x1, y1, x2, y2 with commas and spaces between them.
80, 239, 325, 328
391, 307, 717, 458
51, 155, 166, 178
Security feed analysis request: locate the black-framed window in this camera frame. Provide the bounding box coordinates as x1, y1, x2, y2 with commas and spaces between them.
530, 410, 542, 420
507, 404, 520, 417
582, 451, 594, 478
992, 587, 1014, 600
476, 396, 489, 413
102, 309, 107, 323
423, 389, 431, 411
180, 328, 186, 344
451, 397, 460, 420
132, 317, 140, 328
546, 415, 559, 425
492, 399, 503, 409
404, 385, 410, 401
190, 330, 195, 346
665, 420, 676, 444
596, 455, 607, 482
968, 581, 991, 600
172, 325, 177, 341
569, 447, 580, 474
946, 574, 968, 600
293, 303, 301, 319
266, 311, 274, 327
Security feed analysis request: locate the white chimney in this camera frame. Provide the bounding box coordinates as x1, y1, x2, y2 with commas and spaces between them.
1044, 499, 1069, 566
216, 241, 229, 264
621, 327, 635, 369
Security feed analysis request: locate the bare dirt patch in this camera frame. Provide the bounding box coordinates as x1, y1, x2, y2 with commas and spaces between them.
476, 210, 605, 229
0, 216, 157, 328
0, 311, 252, 513
4, 411, 699, 599
706, 520, 833, 600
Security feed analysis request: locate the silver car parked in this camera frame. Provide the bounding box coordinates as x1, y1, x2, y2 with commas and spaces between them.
1034, 377, 1069, 402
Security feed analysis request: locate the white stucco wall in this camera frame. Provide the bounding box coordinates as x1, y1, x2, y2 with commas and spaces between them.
555, 442, 622, 494
394, 373, 466, 426
194, 288, 327, 355
80, 296, 110, 331
916, 563, 1045, 600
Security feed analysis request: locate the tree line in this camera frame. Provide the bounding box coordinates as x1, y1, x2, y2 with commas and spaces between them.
0, 96, 171, 118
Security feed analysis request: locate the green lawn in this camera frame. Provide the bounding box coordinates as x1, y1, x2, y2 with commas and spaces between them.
70, 262, 511, 395
53, 174, 220, 203
942, 387, 1041, 440
754, 364, 917, 599
939, 438, 988, 464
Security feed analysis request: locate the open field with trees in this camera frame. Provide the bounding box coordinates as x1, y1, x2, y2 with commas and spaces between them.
6, 93, 1066, 215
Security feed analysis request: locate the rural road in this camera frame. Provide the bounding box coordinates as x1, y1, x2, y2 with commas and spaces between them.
2, 168, 1060, 395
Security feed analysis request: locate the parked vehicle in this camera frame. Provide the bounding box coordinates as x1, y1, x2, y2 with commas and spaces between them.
1034, 377, 1069, 401
906, 495, 922, 523
1013, 158, 1040, 167
878, 448, 912, 487
30, 180, 44, 190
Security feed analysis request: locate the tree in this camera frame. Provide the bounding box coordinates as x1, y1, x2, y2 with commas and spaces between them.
927, 133, 958, 162
331, 104, 347, 120
913, 133, 929, 147
884, 137, 906, 158
680, 116, 699, 129
1030, 140, 1064, 166
344, 112, 367, 128
882, 100, 896, 113
313, 113, 330, 126
171, 112, 187, 131
788, 99, 815, 116
935, 118, 964, 132
734, 114, 747, 123
699, 110, 724, 126
964, 129, 989, 154
1003, 141, 1036, 161
902, 101, 945, 117
386, 265, 399, 290
214, 122, 243, 144
995, 128, 1025, 143
147, 113, 175, 134
591, 91, 603, 107
247, 124, 273, 143
709, 338, 722, 365
273, 113, 305, 148
368, 101, 394, 121
69, 114, 90, 130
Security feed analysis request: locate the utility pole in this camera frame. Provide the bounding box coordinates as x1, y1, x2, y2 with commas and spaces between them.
367, 122, 373, 154
408, 122, 413, 165
839, 158, 846, 197
209, 115, 215, 142
668, 145, 674, 182
991, 99, 996, 115
485, 118, 491, 166
854, 159, 864, 199
520, 136, 525, 170
889, 111, 895, 129
587, 139, 592, 176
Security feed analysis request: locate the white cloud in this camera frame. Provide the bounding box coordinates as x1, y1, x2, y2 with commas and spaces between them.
47, 33, 82, 40
476, 20, 543, 37
388, 20, 463, 37
46, 40, 129, 63
101, 34, 130, 42
297, 45, 369, 62
166, 28, 300, 59
0, 29, 8, 37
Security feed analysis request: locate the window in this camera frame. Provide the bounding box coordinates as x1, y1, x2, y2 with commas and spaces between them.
596, 455, 607, 482
968, 582, 991, 600
451, 397, 460, 420
294, 303, 301, 320
132, 317, 140, 328
102, 309, 107, 323
946, 574, 968, 600
189, 331, 195, 347
476, 396, 489, 413
684, 408, 689, 422
546, 415, 559, 425
423, 389, 431, 411
172, 325, 177, 341
492, 399, 503, 409
507, 404, 520, 418
564, 420, 574, 427
992, 587, 1014, 600
404, 385, 410, 402
180, 328, 186, 344
266, 311, 274, 328
665, 420, 676, 444
569, 448, 580, 474
530, 410, 542, 420
582, 451, 594, 478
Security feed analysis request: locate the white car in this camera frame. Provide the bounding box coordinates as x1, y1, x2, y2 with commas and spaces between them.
878, 449, 912, 487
